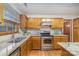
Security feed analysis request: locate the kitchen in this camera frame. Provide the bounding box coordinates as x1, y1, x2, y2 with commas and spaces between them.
0, 3, 79, 56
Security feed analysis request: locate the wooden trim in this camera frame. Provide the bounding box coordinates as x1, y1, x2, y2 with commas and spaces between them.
4, 19, 18, 24
0, 32, 18, 36
0, 20, 19, 36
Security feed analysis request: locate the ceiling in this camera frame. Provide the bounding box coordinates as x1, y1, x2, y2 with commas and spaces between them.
7, 3, 79, 19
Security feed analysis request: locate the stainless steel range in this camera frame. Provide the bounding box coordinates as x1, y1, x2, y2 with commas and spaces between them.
40, 21, 52, 50
41, 36, 52, 50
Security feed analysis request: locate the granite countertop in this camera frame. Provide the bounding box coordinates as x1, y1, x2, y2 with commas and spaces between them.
58, 42, 79, 56
53, 35, 68, 36
31, 35, 68, 37
0, 34, 31, 56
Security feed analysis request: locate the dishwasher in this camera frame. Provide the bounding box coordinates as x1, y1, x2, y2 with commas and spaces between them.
9, 47, 21, 56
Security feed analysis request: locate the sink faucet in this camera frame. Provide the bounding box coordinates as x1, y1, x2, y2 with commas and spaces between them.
11, 34, 15, 40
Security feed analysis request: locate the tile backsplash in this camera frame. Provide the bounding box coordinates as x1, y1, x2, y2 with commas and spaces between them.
27, 29, 40, 36
50, 29, 63, 35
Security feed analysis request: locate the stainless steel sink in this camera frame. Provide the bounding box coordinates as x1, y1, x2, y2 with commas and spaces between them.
8, 36, 26, 43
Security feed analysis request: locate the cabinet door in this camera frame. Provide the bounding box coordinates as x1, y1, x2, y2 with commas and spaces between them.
73, 18, 79, 28
27, 19, 34, 29
53, 36, 61, 49
26, 38, 32, 55
20, 15, 28, 29
27, 18, 41, 29
51, 18, 64, 29
21, 41, 27, 56
32, 36, 41, 49
73, 28, 79, 42
0, 3, 4, 24
60, 36, 68, 42
34, 18, 41, 29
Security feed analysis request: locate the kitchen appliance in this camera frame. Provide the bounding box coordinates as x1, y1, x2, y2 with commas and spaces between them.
41, 22, 52, 26
40, 21, 52, 50
41, 36, 52, 50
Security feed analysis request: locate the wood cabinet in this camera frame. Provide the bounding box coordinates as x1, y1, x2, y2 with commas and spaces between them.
27, 18, 41, 29
73, 18, 79, 42
0, 3, 4, 24
52, 35, 68, 49
27, 18, 64, 29
20, 40, 27, 56
73, 18, 79, 28
32, 36, 41, 49
26, 37, 32, 55
20, 37, 32, 56
73, 28, 79, 42
20, 15, 28, 29
51, 18, 64, 29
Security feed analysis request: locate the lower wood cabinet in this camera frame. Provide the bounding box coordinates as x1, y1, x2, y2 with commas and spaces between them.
20, 37, 32, 56
52, 35, 68, 49
20, 36, 41, 56
26, 37, 32, 55
32, 36, 41, 49
20, 41, 27, 56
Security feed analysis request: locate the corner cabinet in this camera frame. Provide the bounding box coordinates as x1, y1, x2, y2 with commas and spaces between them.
32, 36, 41, 49
20, 15, 28, 29
0, 3, 4, 24
51, 18, 64, 29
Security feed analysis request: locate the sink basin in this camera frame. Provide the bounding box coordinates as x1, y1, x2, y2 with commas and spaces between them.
8, 36, 26, 43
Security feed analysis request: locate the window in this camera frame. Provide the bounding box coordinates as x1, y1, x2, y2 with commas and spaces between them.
0, 20, 18, 35
0, 21, 6, 32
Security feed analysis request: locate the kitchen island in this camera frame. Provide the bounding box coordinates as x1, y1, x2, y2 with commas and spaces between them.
58, 42, 79, 56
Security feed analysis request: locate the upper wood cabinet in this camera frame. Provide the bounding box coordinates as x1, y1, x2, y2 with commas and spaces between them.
32, 36, 41, 49
27, 18, 41, 29
73, 18, 79, 28
51, 18, 64, 29
0, 3, 4, 24
20, 15, 28, 29
27, 18, 64, 29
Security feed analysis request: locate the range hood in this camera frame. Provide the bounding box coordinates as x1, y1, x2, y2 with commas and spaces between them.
41, 22, 52, 26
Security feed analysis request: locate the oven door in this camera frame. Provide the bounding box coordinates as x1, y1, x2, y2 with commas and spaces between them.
41, 37, 52, 50
41, 37, 52, 46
